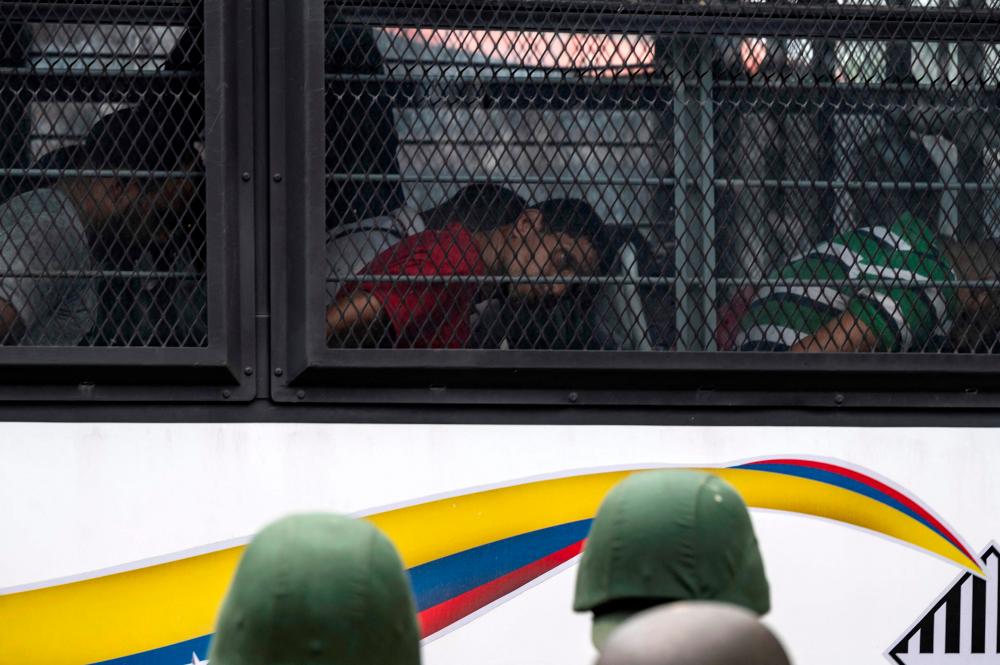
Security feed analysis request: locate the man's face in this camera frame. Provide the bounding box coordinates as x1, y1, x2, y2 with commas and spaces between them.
503, 210, 600, 302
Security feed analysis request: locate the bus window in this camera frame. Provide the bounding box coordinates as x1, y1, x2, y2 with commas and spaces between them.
0, 4, 207, 348
319, 4, 1000, 355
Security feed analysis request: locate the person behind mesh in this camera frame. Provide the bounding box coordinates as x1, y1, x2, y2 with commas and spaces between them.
596, 602, 791, 665
468, 198, 620, 350
325, 184, 527, 301
208, 513, 421, 665
79, 102, 203, 347
0, 102, 197, 345
326, 186, 604, 348
84, 99, 208, 347
734, 124, 1000, 353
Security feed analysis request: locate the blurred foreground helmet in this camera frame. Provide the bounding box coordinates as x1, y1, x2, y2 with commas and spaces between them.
596, 601, 791, 665
573, 470, 770, 648
209, 513, 421, 665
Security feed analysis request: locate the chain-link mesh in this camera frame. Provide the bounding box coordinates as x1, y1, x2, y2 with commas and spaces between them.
324, 1, 1000, 354
0, 1, 206, 347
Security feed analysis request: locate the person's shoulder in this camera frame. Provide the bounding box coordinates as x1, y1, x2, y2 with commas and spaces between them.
400, 223, 471, 249
392, 206, 426, 234
0, 188, 66, 226
888, 212, 938, 251
2, 187, 73, 215
436, 222, 476, 243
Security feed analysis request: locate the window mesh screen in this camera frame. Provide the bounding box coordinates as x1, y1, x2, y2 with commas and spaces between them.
323, 1, 1000, 354
0, 1, 206, 348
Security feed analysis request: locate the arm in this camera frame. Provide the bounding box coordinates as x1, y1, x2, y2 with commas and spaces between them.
789, 311, 877, 352
325, 291, 389, 347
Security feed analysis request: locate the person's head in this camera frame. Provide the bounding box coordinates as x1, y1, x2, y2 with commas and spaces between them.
574, 470, 770, 649
422, 184, 527, 231
596, 602, 791, 665
485, 197, 607, 302
65, 102, 200, 234
209, 513, 421, 665
851, 123, 941, 229
942, 237, 1000, 351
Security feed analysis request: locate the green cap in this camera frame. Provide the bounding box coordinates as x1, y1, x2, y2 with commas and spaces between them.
209, 513, 421, 665
573, 470, 770, 648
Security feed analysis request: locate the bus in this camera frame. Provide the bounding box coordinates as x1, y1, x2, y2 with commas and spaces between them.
1, 0, 999, 663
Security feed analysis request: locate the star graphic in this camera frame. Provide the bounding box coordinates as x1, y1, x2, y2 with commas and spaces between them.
189, 652, 207, 665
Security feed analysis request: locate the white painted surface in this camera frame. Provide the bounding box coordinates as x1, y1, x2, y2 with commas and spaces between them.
2, 424, 999, 665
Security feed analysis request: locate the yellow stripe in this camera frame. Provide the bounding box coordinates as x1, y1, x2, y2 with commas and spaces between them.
0, 547, 243, 665
712, 469, 982, 573
0, 471, 632, 665
0, 467, 979, 664
369, 470, 633, 568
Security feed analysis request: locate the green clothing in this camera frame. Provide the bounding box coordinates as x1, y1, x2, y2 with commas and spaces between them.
737, 213, 955, 352
574, 470, 770, 648
209, 513, 421, 665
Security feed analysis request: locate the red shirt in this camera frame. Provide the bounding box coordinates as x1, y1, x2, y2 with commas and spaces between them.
341, 224, 488, 348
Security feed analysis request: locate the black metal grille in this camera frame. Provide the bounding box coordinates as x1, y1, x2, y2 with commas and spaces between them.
0, 1, 206, 347
322, 1, 1000, 354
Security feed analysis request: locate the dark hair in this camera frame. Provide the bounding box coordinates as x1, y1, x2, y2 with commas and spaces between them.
423, 184, 527, 231
84, 101, 200, 174
536, 198, 613, 274
852, 123, 940, 229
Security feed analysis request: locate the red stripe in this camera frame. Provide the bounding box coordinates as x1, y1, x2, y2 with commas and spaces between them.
751, 458, 974, 563
419, 540, 584, 638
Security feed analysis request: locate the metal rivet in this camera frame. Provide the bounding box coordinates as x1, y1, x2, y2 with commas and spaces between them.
243, 366, 253, 376
241, 172, 251, 182
568, 392, 579, 403
272, 172, 283, 182
273, 367, 284, 376
296, 390, 306, 400
222, 389, 232, 399
834, 393, 845, 405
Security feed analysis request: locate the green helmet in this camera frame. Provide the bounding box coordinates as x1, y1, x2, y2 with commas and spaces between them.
209, 513, 421, 665
573, 470, 770, 648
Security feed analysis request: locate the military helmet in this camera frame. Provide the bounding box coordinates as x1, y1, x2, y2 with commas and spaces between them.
574, 470, 770, 647
209, 513, 421, 665
596, 601, 790, 665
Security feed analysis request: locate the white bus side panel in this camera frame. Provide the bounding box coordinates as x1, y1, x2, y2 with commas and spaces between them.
2, 424, 997, 665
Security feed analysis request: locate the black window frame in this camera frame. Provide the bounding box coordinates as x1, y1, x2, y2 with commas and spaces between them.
0, 0, 256, 401
269, 0, 1000, 408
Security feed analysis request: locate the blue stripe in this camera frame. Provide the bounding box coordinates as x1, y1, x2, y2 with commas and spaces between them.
89, 521, 593, 664
735, 463, 948, 543
408, 519, 592, 611
91, 635, 211, 665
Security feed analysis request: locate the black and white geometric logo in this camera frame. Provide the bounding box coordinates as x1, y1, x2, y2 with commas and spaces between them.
887, 543, 1000, 663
